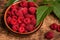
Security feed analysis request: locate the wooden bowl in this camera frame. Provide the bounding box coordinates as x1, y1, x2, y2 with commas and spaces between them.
4, 1, 43, 35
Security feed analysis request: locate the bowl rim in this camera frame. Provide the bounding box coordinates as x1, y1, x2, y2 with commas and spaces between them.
4, 1, 43, 34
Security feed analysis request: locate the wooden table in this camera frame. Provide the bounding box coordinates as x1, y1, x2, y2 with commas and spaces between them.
0, 0, 60, 40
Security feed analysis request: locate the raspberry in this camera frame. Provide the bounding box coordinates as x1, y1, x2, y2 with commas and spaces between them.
16, 9, 23, 17
45, 31, 54, 39
24, 18, 31, 24
18, 16, 24, 21
29, 7, 36, 14
17, 17, 24, 24
18, 27, 25, 33
12, 25, 19, 31
11, 8, 17, 16
50, 23, 58, 30
22, 7, 28, 15
29, 15, 35, 19
20, 23, 25, 27
10, 18, 17, 25
20, 1, 28, 7
7, 16, 11, 24
12, 16, 17, 19
11, 5, 16, 9
7, 11, 11, 16
31, 18, 36, 25
57, 25, 60, 32
17, 19, 22, 24
28, 2, 35, 7
25, 14, 35, 19
25, 24, 35, 31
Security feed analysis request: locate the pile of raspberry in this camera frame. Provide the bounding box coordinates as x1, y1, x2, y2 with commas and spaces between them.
6, 1, 37, 33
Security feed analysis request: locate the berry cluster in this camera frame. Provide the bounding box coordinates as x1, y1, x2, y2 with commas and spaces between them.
6, 1, 37, 33
50, 23, 60, 32
45, 23, 60, 39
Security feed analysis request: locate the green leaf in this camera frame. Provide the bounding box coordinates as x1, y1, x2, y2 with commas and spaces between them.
28, 0, 36, 2
5, 0, 18, 7
36, 6, 52, 26
52, 2, 60, 19
42, 0, 57, 4
28, 0, 33, 2
56, 0, 60, 3
33, 0, 36, 2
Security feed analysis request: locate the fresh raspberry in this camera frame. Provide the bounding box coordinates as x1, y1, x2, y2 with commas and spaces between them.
11, 5, 17, 9
20, 1, 28, 7
16, 9, 23, 17
20, 23, 25, 27
12, 16, 17, 19
57, 25, 60, 32
10, 18, 17, 25
11, 8, 17, 16
29, 7, 36, 14
18, 27, 25, 33
11, 11, 15, 16
25, 24, 35, 31
29, 15, 35, 19
31, 18, 36, 25
7, 16, 11, 24
24, 18, 31, 24
22, 7, 28, 15
7, 11, 11, 16
25, 14, 35, 19
45, 31, 54, 39
28, 2, 35, 7
17, 16, 24, 23
18, 16, 24, 21
12, 25, 19, 31
17, 19, 22, 24
50, 23, 58, 30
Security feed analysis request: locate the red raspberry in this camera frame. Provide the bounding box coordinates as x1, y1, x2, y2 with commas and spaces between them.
45, 31, 54, 39
18, 16, 24, 21
25, 24, 35, 31
28, 2, 35, 7
12, 16, 17, 19
7, 11, 11, 16
25, 14, 35, 19
24, 18, 31, 24
16, 9, 23, 17
31, 18, 36, 25
20, 1, 28, 7
17, 19, 22, 24
11, 8, 17, 16
12, 25, 19, 31
22, 7, 28, 15
57, 25, 60, 32
17, 17, 24, 24
50, 23, 58, 30
7, 16, 11, 24
11, 5, 16, 9
20, 23, 25, 27
18, 27, 25, 33
11, 5, 18, 10
10, 18, 17, 25
29, 7, 36, 14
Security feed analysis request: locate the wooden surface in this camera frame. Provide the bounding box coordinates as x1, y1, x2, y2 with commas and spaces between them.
0, 0, 60, 40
